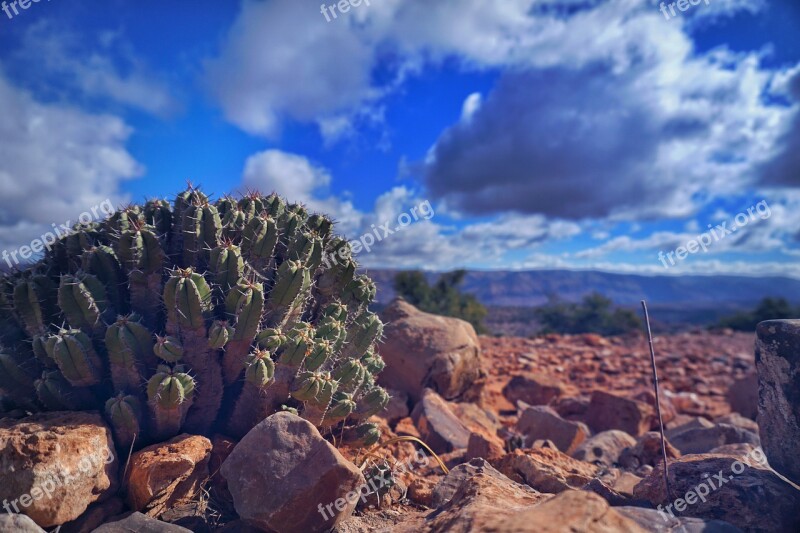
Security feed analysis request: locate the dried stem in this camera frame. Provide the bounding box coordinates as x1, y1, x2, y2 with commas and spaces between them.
641, 300, 671, 501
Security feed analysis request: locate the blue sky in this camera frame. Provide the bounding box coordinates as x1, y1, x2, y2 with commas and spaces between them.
0, 0, 798, 277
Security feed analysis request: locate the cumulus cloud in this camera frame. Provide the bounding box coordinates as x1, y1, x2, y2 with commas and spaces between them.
0, 73, 139, 254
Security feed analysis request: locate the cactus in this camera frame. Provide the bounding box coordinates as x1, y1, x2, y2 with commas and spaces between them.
0, 186, 387, 450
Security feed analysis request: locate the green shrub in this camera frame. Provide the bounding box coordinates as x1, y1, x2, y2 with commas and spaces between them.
534, 292, 641, 336
717, 297, 796, 331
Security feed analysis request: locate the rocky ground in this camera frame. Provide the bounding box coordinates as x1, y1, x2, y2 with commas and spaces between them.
1, 301, 798, 533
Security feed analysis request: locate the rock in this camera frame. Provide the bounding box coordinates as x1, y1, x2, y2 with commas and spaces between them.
633, 453, 800, 532
424, 458, 547, 532
516, 405, 589, 455
665, 416, 713, 440
585, 390, 654, 436
571, 429, 636, 468
615, 506, 743, 532
410, 389, 471, 454
0, 411, 118, 528
220, 412, 365, 533
708, 443, 761, 457
726, 372, 758, 420
580, 478, 635, 506
407, 477, 438, 508
494, 448, 598, 493
667, 391, 707, 416
0, 513, 46, 532
91, 512, 192, 532
380, 388, 410, 422
552, 396, 590, 421
394, 417, 422, 439
465, 432, 505, 461
377, 299, 485, 402
476, 490, 648, 533
618, 431, 680, 470
208, 434, 236, 506
448, 401, 499, 436
60, 497, 126, 533
715, 413, 758, 433
124, 434, 212, 518
669, 424, 759, 455
633, 389, 677, 425
610, 470, 643, 496
755, 320, 800, 485
502, 374, 565, 407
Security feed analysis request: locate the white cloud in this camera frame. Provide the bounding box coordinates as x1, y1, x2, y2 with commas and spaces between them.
0, 72, 139, 254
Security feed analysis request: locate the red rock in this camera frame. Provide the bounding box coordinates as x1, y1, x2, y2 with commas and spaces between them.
585, 390, 653, 436
494, 448, 598, 493
0, 411, 118, 528
516, 405, 589, 455
411, 389, 471, 454
465, 432, 505, 462
571, 429, 636, 468
502, 374, 565, 407
220, 412, 365, 533
725, 372, 758, 420
125, 434, 212, 518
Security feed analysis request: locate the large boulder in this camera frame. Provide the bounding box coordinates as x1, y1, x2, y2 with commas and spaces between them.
220, 412, 365, 533
0, 411, 118, 528
378, 299, 485, 402
755, 319, 800, 485
516, 405, 589, 455
571, 430, 637, 468
585, 390, 653, 436
124, 434, 212, 517
634, 453, 800, 531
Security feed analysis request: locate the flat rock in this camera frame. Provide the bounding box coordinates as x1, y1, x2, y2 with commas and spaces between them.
475, 490, 648, 533
516, 405, 589, 455
633, 453, 800, 532
494, 448, 598, 493
410, 388, 471, 454
423, 458, 547, 532
665, 416, 713, 440
0, 411, 118, 528
465, 432, 505, 462
571, 429, 636, 468
220, 412, 365, 533
502, 374, 565, 407
124, 434, 212, 517
91, 512, 192, 532
755, 319, 800, 485
715, 413, 758, 433
378, 299, 485, 402
669, 424, 759, 455
585, 390, 653, 436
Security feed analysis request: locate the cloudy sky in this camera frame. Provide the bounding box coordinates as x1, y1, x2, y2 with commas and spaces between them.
0, 0, 798, 277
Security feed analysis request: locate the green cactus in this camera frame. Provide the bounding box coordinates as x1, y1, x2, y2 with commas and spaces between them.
105, 393, 142, 451
0, 186, 385, 449
147, 365, 195, 441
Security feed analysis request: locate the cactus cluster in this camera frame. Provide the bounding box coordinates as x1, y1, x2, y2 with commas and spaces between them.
0, 186, 387, 450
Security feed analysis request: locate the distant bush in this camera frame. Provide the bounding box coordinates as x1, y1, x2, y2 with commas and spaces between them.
393, 270, 487, 333
534, 292, 641, 336
717, 297, 797, 331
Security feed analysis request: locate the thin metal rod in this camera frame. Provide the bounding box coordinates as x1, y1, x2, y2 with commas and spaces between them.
641, 300, 671, 501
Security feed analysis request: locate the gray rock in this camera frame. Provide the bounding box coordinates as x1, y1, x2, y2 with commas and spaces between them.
725, 372, 758, 421
755, 319, 800, 485
571, 429, 636, 467
91, 512, 192, 532
669, 424, 759, 455
0, 513, 46, 533
665, 416, 714, 440
220, 412, 365, 533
